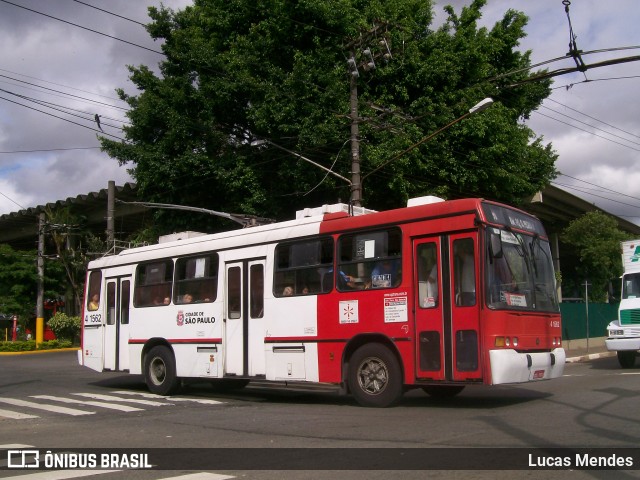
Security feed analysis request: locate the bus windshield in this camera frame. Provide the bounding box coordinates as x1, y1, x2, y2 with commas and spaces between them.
622, 273, 640, 299
486, 227, 559, 312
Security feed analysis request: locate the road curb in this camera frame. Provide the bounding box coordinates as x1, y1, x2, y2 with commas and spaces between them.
0, 347, 80, 356
565, 351, 616, 363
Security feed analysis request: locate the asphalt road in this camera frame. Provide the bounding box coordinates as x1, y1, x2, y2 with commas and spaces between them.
1, 350, 639, 480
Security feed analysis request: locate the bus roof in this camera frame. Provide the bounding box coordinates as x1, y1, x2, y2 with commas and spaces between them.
87, 197, 543, 269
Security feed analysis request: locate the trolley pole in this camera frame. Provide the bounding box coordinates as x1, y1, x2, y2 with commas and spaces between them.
36, 212, 45, 345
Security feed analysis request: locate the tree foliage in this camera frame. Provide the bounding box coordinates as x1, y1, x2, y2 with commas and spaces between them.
48, 312, 81, 342
561, 211, 631, 302
0, 244, 66, 322
101, 0, 557, 232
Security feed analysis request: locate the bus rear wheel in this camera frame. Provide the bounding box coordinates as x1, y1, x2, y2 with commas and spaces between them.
617, 351, 637, 369
348, 343, 403, 408
422, 385, 465, 398
144, 346, 180, 395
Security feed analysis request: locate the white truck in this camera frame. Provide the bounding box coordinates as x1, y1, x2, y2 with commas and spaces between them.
606, 239, 640, 368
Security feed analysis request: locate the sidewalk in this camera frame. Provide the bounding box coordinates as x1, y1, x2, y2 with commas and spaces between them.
564, 336, 615, 363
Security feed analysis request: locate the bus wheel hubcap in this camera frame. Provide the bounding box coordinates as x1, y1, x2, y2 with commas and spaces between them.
358, 357, 388, 395
150, 358, 166, 385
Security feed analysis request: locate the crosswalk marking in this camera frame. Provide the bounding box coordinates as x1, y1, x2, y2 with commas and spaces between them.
71, 393, 173, 406
112, 391, 225, 405
30, 395, 144, 412
0, 408, 39, 419
0, 390, 225, 420
0, 398, 94, 416
160, 474, 236, 480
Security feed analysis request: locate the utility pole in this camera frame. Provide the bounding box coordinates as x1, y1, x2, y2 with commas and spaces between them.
345, 22, 393, 207
348, 57, 362, 207
107, 180, 115, 247
583, 280, 591, 353
36, 212, 45, 346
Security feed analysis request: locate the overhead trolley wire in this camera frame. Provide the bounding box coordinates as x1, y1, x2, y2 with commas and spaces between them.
0, 0, 164, 55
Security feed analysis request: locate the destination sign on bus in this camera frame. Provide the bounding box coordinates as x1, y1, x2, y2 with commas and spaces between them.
481, 203, 545, 235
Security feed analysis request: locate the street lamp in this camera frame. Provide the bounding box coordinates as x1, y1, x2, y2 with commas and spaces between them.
250, 139, 352, 187
361, 97, 494, 184
251, 97, 493, 207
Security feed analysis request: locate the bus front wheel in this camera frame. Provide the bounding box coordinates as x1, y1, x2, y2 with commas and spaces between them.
144, 346, 180, 395
348, 343, 403, 408
617, 351, 637, 369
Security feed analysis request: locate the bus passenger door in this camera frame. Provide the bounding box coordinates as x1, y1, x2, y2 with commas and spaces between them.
224, 259, 266, 377
448, 234, 482, 381
413, 238, 445, 380
103, 276, 131, 371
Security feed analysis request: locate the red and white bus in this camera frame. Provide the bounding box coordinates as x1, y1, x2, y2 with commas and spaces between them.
78, 196, 565, 407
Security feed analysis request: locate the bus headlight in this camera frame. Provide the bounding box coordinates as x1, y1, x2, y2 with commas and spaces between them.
609, 329, 624, 336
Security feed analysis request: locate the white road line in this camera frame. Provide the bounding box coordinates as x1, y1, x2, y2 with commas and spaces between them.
112, 391, 225, 405
159, 473, 236, 480
0, 398, 94, 416
1, 470, 120, 480
71, 393, 173, 406
31, 395, 144, 412
0, 408, 39, 419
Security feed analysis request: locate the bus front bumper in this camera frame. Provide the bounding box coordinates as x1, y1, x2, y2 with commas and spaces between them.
605, 337, 640, 352
489, 348, 566, 384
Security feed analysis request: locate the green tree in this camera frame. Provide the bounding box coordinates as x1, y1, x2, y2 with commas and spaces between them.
561, 211, 631, 302
101, 0, 557, 232
0, 244, 66, 325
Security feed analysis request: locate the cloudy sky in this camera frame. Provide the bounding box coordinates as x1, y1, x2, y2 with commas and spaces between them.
1, 1, 639, 224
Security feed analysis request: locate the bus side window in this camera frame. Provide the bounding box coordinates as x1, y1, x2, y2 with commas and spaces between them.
337, 228, 402, 291
174, 254, 219, 304
250, 264, 264, 318
453, 238, 476, 306
86, 271, 102, 311
417, 243, 438, 308
134, 260, 173, 308
227, 266, 241, 319
274, 237, 333, 296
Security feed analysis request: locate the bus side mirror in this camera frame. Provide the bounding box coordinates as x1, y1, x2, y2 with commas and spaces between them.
490, 232, 503, 259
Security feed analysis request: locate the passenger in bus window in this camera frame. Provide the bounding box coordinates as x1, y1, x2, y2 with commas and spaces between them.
370, 259, 401, 288
88, 293, 100, 311
282, 286, 294, 296
301, 285, 310, 295
182, 293, 194, 303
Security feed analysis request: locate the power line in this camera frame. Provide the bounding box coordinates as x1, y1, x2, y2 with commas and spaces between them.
532, 110, 640, 152
0, 88, 126, 131
540, 105, 640, 148
0, 147, 100, 154
0, 94, 125, 141
0, 67, 125, 104
0, 74, 128, 111
72, 0, 146, 26
546, 96, 640, 141
0, 0, 164, 55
